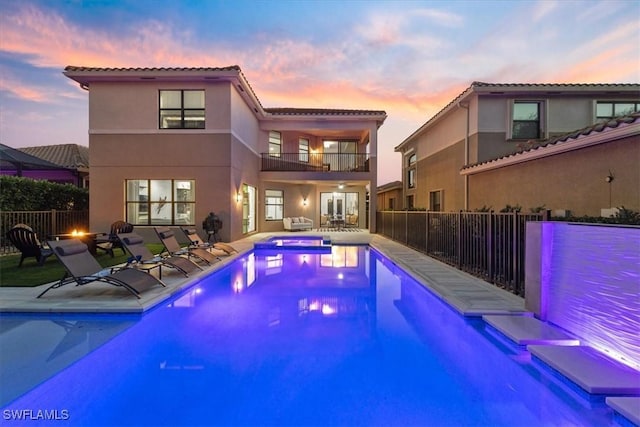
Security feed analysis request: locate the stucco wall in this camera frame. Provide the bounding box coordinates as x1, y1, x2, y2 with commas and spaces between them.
409, 141, 465, 211
467, 136, 640, 216
89, 133, 234, 241
89, 82, 231, 130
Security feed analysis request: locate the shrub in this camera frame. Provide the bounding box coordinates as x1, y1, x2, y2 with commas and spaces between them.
0, 176, 88, 211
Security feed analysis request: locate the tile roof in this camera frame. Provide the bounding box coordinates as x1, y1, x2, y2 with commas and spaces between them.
19, 144, 89, 170
461, 112, 640, 173
63, 66, 387, 122
396, 81, 640, 150
264, 107, 387, 117
63, 66, 241, 72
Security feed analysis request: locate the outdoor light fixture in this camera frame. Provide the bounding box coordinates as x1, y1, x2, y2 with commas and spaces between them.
303, 198, 308, 206
236, 192, 242, 203
338, 184, 344, 189
605, 171, 615, 183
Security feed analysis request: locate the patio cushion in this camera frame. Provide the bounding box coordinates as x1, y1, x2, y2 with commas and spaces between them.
55, 242, 88, 256
123, 235, 144, 245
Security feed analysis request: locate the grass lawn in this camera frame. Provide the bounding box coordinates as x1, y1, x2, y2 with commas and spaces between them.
0, 243, 165, 287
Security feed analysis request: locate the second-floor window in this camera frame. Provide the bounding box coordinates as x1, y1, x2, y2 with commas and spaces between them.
407, 153, 416, 189
265, 189, 284, 221
407, 169, 416, 189
596, 101, 639, 121
269, 131, 282, 157
512, 101, 541, 139
299, 138, 309, 162
159, 90, 205, 129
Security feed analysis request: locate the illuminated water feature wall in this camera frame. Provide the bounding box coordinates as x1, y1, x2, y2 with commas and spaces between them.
526, 222, 640, 369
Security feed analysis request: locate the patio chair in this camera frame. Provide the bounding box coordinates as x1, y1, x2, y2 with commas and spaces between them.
95, 220, 134, 257
38, 239, 165, 299
180, 227, 232, 257
5, 224, 53, 267
118, 232, 202, 278
154, 227, 221, 266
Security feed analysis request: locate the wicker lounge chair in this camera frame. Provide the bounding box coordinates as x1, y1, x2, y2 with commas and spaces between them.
39, 239, 165, 299
118, 232, 202, 278
180, 227, 235, 256
154, 227, 221, 265
5, 224, 53, 267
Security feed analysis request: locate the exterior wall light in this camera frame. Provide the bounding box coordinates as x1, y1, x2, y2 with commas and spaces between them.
236, 192, 242, 203
303, 198, 308, 206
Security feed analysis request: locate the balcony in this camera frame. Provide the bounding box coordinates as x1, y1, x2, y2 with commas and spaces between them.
261, 153, 369, 172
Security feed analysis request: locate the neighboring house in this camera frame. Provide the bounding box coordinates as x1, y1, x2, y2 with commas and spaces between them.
462, 113, 640, 216
0, 143, 75, 184
19, 144, 90, 188
376, 180, 403, 211
394, 82, 640, 216
63, 66, 386, 241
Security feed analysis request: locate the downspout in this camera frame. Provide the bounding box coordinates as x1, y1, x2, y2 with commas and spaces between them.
458, 101, 470, 210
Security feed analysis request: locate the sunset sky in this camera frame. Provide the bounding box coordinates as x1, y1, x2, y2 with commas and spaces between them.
1, 0, 639, 185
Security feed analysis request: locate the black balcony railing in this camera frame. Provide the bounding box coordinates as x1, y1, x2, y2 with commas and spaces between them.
261, 153, 369, 172
376, 210, 546, 296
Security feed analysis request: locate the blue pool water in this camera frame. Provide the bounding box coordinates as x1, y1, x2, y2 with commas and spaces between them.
1, 246, 617, 426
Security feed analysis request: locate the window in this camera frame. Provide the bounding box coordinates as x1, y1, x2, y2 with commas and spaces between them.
406, 153, 416, 189
126, 179, 195, 225
407, 169, 416, 189
269, 131, 282, 157
406, 195, 414, 210
299, 138, 309, 162
512, 101, 541, 139
596, 101, 639, 121
265, 189, 284, 221
159, 90, 205, 129
429, 190, 443, 212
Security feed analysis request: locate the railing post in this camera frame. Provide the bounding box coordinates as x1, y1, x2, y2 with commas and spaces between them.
424, 210, 429, 254
513, 211, 519, 294
51, 209, 57, 236
488, 211, 494, 283
456, 210, 462, 269
405, 210, 408, 245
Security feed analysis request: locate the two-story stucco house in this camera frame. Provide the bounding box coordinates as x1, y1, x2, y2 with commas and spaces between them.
394, 82, 640, 216
63, 66, 386, 241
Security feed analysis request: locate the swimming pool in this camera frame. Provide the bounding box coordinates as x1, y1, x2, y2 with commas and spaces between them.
1, 246, 617, 425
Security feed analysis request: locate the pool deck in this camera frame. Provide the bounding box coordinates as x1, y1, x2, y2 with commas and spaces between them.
1, 231, 638, 422
0, 232, 526, 315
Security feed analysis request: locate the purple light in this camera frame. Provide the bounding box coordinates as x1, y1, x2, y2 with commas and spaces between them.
539, 223, 640, 369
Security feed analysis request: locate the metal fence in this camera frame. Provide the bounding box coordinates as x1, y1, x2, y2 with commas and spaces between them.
1, 210, 89, 255
376, 210, 546, 296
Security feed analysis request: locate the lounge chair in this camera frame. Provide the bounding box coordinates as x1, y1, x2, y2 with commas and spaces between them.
5, 224, 54, 267
118, 232, 202, 278
39, 239, 165, 299
154, 227, 220, 265
95, 220, 134, 257
180, 227, 235, 256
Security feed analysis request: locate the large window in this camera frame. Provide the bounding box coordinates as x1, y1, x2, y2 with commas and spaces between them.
126, 179, 195, 225
512, 101, 541, 139
299, 138, 309, 162
596, 101, 639, 121
269, 131, 282, 157
265, 189, 284, 221
159, 90, 205, 129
